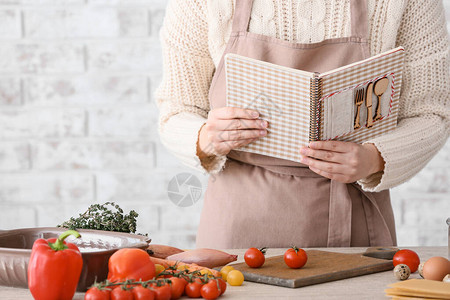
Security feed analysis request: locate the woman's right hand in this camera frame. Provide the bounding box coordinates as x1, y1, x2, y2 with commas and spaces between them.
197, 107, 268, 156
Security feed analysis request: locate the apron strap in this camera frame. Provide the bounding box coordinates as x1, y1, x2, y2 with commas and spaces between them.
350, 0, 369, 39
231, 0, 253, 33
327, 180, 352, 247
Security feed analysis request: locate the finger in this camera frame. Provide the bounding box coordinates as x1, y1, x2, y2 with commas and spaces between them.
300, 155, 346, 175
214, 119, 268, 131
299, 147, 345, 163
309, 166, 354, 183
308, 141, 353, 153
217, 129, 267, 142
218, 138, 258, 153
211, 107, 260, 120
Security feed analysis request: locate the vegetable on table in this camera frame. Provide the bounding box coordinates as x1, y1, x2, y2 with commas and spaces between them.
28, 230, 83, 300
284, 246, 308, 269
244, 247, 267, 268
149, 256, 221, 277
111, 286, 133, 300
85, 287, 111, 300
393, 249, 420, 273
166, 248, 237, 268
226, 270, 244, 286
147, 244, 184, 259
108, 248, 156, 282
200, 280, 221, 300
132, 286, 155, 300
168, 277, 187, 299
151, 282, 171, 300
219, 266, 235, 281
184, 278, 204, 298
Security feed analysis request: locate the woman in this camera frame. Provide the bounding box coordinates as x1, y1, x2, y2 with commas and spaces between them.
156, 0, 449, 248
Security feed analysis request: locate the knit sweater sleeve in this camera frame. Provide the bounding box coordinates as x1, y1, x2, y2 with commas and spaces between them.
155, 0, 227, 174
357, 0, 450, 192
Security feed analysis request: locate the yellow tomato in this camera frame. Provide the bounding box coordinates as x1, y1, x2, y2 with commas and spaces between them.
177, 264, 189, 271
220, 265, 235, 280
154, 264, 165, 276
227, 270, 244, 286
200, 269, 213, 276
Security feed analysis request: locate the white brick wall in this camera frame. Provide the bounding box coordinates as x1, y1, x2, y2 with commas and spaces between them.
0, 0, 448, 249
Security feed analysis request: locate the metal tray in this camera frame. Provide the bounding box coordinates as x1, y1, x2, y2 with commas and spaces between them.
0, 227, 150, 291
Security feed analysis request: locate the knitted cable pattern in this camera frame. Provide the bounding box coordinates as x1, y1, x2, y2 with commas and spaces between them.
155, 0, 449, 192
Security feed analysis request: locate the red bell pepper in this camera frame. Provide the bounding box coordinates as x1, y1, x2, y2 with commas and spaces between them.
28, 230, 83, 300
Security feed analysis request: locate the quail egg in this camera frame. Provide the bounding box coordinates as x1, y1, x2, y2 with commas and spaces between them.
394, 264, 411, 281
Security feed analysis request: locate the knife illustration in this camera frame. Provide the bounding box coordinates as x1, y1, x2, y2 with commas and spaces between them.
365, 82, 374, 128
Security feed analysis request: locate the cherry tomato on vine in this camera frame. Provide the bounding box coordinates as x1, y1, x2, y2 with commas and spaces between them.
84, 287, 111, 300
284, 246, 308, 269
154, 264, 166, 277
185, 278, 203, 298
132, 285, 155, 300
393, 249, 420, 273
153, 283, 171, 300
217, 278, 227, 295
111, 286, 133, 300
244, 247, 267, 268
169, 277, 188, 299
200, 280, 221, 300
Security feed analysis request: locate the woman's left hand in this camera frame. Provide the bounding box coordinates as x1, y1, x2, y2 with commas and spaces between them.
299, 141, 385, 183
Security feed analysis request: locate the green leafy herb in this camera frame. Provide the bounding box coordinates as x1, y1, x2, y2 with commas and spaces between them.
58, 202, 139, 233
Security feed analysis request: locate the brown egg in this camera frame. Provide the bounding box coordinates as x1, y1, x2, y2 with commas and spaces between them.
422, 256, 450, 281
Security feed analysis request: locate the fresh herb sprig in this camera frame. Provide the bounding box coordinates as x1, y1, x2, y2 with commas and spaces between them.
58, 202, 138, 233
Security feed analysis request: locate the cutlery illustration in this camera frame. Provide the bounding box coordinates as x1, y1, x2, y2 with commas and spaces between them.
354, 89, 364, 129
366, 82, 374, 128
373, 77, 389, 121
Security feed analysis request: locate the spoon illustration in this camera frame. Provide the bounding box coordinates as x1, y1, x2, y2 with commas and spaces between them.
373, 77, 389, 121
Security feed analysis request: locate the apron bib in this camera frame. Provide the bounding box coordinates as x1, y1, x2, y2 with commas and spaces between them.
196, 0, 397, 248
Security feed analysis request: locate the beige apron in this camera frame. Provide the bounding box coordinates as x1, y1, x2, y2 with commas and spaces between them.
196, 0, 397, 249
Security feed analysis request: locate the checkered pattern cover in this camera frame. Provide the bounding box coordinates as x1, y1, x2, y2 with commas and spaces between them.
225, 47, 405, 163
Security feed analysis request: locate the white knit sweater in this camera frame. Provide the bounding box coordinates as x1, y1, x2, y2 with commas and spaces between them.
155, 0, 450, 192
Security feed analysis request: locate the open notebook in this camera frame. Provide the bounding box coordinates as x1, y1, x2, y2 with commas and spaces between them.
225, 46, 405, 163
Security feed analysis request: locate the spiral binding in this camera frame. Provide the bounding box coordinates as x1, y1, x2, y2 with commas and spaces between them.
309, 73, 323, 141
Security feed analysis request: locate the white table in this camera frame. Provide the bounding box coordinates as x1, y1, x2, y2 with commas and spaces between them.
0, 247, 446, 300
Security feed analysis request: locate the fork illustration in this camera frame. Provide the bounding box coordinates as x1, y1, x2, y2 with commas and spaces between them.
354, 89, 364, 129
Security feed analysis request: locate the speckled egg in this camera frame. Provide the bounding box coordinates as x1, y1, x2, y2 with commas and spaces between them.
394, 264, 411, 281
443, 274, 450, 283
418, 262, 425, 278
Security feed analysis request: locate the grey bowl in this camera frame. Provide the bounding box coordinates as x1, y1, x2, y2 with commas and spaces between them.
0, 227, 150, 292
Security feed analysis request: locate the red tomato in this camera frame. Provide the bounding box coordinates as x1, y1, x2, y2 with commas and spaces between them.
185, 279, 203, 298
169, 277, 188, 299
111, 287, 133, 300
393, 249, 420, 273
200, 280, 221, 300
244, 247, 266, 268
217, 278, 227, 295
132, 285, 155, 300
284, 247, 308, 269
153, 284, 171, 300
85, 287, 111, 300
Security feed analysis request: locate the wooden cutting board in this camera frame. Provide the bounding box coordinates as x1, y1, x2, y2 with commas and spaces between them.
229, 248, 396, 288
